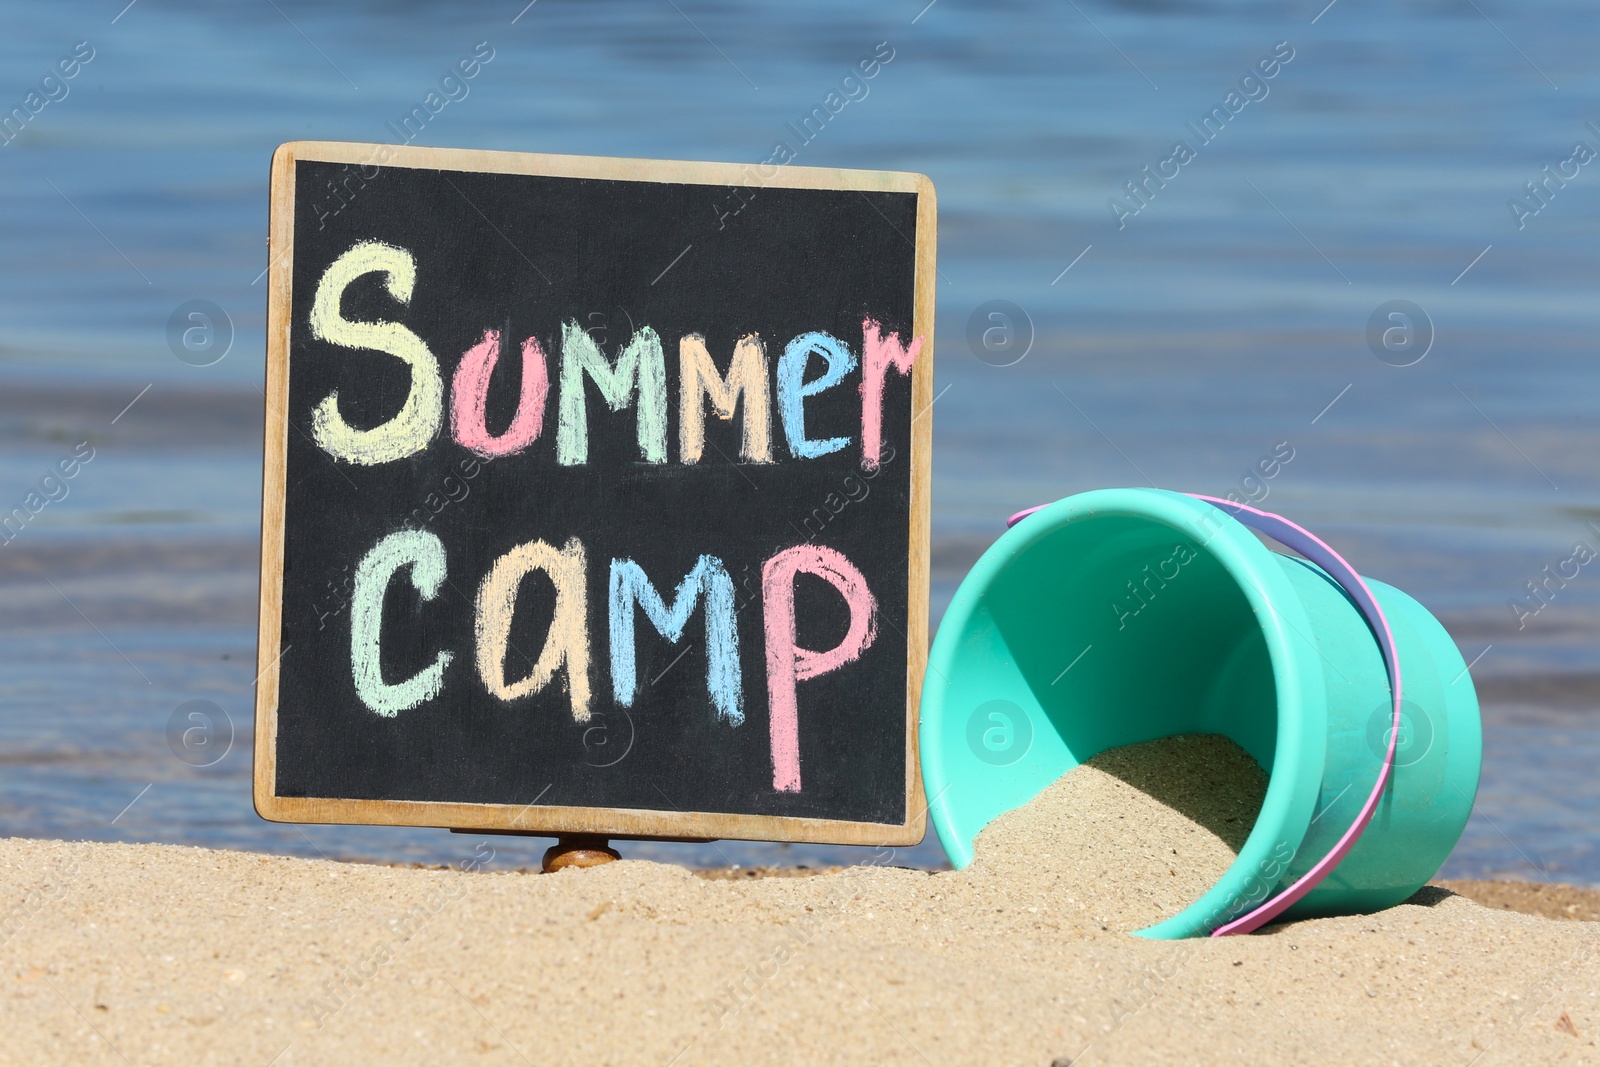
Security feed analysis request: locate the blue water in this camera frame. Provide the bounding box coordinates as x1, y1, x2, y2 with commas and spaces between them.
0, 0, 1597, 882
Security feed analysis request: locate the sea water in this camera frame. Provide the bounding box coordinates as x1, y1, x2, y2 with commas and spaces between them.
0, 0, 1595, 881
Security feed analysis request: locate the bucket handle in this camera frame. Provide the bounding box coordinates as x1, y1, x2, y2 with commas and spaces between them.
1005, 496, 1402, 937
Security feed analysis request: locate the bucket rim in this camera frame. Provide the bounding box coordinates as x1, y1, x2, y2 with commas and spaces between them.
920, 487, 1330, 939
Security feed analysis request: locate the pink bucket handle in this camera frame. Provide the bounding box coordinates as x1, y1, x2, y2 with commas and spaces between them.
1005, 496, 1402, 937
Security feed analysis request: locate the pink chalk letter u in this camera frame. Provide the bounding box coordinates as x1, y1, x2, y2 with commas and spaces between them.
451, 329, 549, 457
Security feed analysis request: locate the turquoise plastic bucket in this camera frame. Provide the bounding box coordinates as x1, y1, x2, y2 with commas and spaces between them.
920, 488, 1482, 939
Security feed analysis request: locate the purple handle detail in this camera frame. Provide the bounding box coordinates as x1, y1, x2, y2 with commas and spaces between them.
1006, 496, 1402, 937
1005, 505, 1047, 528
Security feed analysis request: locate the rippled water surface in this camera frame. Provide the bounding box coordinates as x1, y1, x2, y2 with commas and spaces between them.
0, 1, 1596, 881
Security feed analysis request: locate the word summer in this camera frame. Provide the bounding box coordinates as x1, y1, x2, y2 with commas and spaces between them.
309, 241, 922, 471
308, 240, 924, 795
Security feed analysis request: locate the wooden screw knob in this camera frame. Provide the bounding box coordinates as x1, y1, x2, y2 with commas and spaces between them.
542, 834, 620, 873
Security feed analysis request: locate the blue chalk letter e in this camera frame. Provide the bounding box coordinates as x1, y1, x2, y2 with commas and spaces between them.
777, 331, 856, 459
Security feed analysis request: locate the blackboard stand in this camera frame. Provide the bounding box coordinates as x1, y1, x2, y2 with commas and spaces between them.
451, 827, 621, 871
543, 835, 620, 873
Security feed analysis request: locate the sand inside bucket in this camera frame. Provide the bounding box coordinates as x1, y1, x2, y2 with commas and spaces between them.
965, 733, 1269, 932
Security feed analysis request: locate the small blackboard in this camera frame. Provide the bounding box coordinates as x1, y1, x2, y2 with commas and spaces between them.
255, 141, 934, 846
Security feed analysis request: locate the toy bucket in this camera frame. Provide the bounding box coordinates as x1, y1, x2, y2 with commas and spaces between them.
919, 488, 1482, 939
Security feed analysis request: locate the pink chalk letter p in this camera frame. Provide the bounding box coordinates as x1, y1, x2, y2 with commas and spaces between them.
761, 545, 878, 792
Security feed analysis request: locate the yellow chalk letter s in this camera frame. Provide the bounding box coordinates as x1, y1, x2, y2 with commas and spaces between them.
310, 241, 443, 464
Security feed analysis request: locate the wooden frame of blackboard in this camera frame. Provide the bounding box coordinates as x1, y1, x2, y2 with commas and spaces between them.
255, 140, 935, 847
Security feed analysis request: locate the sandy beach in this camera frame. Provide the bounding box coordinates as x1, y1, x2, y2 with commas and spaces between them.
1, 838, 1595, 1066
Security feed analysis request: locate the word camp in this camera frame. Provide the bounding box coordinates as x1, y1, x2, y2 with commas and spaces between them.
308, 241, 923, 793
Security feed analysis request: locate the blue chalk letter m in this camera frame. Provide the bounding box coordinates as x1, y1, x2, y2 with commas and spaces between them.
608, 555, 742, 724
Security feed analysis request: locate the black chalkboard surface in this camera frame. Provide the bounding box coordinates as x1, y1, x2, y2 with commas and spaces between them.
255, 142, 935, 846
